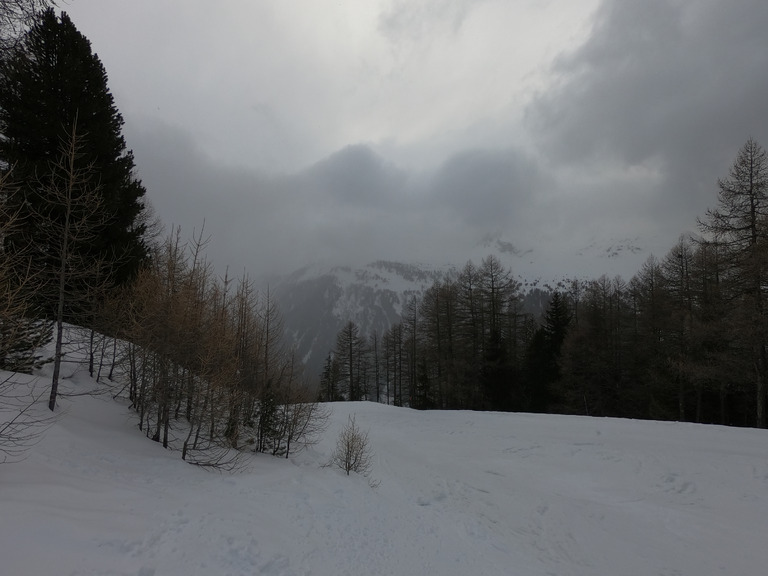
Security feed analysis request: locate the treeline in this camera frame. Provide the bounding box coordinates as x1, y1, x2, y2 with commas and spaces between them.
323, 139, 768, 429
97, 232, 327, 466
321, 255, 556, 411
0, 6, 326, 465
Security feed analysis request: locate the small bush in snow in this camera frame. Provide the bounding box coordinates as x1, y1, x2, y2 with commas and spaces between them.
329, 414, 373, 477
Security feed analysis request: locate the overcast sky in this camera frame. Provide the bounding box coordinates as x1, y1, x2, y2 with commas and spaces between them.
63, 0, 768, 281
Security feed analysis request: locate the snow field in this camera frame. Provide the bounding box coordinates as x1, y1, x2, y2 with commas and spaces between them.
2, 364, 768, 575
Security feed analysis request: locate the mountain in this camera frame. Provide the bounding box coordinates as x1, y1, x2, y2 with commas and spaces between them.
273, 235, 654, 383
274, 260, 446, 379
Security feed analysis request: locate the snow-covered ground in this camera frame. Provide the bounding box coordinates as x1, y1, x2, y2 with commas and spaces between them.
2, 362, 768, 576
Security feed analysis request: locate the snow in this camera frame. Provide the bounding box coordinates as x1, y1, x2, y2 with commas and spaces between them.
2, 362, 768, 575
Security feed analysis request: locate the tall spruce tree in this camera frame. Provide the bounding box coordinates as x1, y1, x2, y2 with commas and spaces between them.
523, 291, 571, 412
0, 8, 147, 320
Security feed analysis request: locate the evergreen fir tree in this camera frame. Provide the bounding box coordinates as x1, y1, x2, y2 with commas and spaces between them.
523, 292, 571, 412
0, 9, 148, 319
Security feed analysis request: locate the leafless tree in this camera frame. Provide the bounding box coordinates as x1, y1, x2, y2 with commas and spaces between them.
30, 120, 113, 411
0, 0, 53, 50
329, 413, 374, 478
281, 392, 330, 458
101, 223, 326, 468
333, 321, 370, 401
0, 373, 55, 463
0, 169, 51, 372
0, 160, 57, 463
698, 138, 768, 427
265, 351, 330, 457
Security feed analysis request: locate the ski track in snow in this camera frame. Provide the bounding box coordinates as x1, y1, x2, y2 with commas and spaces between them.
2, 366, 768, 575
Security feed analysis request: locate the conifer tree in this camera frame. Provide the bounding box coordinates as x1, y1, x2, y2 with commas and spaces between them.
522, 291, 571, 412
0, 8, 147, 320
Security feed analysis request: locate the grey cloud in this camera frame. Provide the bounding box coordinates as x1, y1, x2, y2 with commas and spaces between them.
378, 0, 485, 42
126, 119, 553, 279
529, 0, 768, 165
526, 0, 768, 247
292, 145, 545, 267
113, 0, 768, 285
301, 145, 409, 208
429, 149, 543, 231
126, 121, 285, 268
61, 0, 768, 285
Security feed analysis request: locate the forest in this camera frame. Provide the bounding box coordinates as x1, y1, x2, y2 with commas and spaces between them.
322, 140, 768, 430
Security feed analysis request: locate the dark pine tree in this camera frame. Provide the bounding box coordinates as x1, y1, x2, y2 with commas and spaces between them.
480, 326, 512, 410
543, 291, 572, 356
0, 8, 148, 318
523, 291, 571, 412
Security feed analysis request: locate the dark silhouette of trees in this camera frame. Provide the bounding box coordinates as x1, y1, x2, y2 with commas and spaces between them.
382, 321, 405, 406
0, 169, 51, 373
319, 352, 340, 402
325, 256, 528, 412
331, 321, 370, 401
558, 277, 625, 417
523, 291, 571, 412
0, 8, 148, 321
698, 139, 768, 427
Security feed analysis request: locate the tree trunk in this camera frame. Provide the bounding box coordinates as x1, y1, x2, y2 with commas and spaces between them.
48, 318, 64, 411
756, 352, 766, 428
48, 194, 71, 411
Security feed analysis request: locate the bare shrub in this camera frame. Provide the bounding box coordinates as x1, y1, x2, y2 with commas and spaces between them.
329, 414, 374, 477
0, 373, 55, 463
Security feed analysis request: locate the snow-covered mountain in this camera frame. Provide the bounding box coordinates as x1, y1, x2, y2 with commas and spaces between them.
273, 236, 656, 382
274, 260, 446, 378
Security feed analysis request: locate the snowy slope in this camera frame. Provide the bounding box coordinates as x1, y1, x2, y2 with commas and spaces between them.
2, 365, 768, 575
